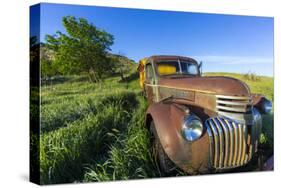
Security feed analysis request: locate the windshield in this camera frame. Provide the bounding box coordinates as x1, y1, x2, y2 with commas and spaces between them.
156, 60, 198, 76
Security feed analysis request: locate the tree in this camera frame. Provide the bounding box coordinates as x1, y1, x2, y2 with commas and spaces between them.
40, 45, 58, 79
45, 16, 114, 83
111, 52, 131, 82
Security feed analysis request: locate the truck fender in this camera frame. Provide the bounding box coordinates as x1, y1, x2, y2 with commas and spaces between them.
251, 94, 272, 113
146, 101, 210, 173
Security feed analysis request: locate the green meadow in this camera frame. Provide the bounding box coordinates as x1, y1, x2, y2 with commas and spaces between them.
39, 72, 273, 184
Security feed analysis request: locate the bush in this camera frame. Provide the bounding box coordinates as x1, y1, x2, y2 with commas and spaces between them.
243, 72, 261, 82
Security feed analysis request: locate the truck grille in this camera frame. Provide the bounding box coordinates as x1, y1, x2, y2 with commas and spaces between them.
216, 95, 253, 123
216, 95, 252, 112
206, 116, 255, 169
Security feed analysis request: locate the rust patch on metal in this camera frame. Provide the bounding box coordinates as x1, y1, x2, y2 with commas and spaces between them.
159, 87, 195, 101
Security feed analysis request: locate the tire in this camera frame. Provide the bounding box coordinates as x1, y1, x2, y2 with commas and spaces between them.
150, 121, 176, 175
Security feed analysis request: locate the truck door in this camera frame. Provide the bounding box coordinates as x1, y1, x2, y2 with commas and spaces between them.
144, 62, 157, 104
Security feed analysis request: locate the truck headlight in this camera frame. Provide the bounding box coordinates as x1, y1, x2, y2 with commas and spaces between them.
253, 107, 262, 123
261, 99, 272, 114
182, 114, 203, 142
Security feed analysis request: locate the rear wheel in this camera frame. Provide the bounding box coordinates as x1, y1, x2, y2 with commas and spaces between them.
150, 121, 176, 175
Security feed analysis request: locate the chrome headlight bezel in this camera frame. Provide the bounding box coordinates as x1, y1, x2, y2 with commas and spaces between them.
182, 114, 203, 142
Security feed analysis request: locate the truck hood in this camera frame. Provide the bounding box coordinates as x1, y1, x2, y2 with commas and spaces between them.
158, 76, 250, 96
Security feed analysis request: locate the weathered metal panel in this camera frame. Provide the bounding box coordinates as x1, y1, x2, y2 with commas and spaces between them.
146, 102, 210, 174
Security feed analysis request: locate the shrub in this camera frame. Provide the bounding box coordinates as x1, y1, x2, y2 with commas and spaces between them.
243, 72, 261, 82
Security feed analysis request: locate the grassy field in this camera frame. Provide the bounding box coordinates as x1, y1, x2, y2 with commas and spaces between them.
39, 72, 273, 184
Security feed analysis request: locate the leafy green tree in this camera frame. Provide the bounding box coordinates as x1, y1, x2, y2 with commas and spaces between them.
111, 52, 131, 82
45, 16, 114, 83
40, 45, 58, 79
41, 59, 58, 80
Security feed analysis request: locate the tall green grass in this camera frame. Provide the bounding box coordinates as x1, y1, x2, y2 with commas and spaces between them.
40, 91, 138, 184
84, 97, 160, 182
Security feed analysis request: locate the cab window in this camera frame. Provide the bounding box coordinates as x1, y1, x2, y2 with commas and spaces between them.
146, 64, 154, 82
156, 60, 198, 76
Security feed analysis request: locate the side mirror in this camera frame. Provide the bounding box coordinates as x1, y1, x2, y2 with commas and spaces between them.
198, 61, 203, 75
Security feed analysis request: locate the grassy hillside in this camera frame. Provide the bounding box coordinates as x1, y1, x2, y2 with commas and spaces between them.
39, 72, 273, 184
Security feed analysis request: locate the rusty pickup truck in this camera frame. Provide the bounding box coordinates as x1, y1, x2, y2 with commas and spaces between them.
137, 55, 272, 174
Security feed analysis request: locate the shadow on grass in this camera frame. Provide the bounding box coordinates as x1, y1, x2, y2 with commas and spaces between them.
118, 72, 139, 83
42, 75, 90, 86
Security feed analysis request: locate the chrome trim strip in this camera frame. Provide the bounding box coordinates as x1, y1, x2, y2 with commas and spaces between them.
217, 105, 248, 113
217, 100, 250, 106
224, 119, 234, 167
218, 117, 229, 167
209, 120, 219, 168
236, 124, 243, 166
206, 124, 214, 167
144, 83, 215, 94
232, 121, 239, 166
216, 95, 251, 100
213, 118, 224, 168
240, 124, 247, 165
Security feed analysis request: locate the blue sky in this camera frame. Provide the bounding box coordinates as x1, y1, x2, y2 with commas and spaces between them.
31, 3, 274, 76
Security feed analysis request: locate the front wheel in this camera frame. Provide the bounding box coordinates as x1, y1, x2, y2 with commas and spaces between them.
150, 121, 176, 175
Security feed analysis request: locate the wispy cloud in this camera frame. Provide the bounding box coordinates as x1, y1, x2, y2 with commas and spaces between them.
193, 55, 273, 65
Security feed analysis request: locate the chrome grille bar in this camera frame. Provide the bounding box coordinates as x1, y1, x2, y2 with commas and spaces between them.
217, 117, 229, 167
206, 125, 214, 167
213, 118, 224, 168
206, 116, 254, 169
216, 95, 252, 100
217, 105, 248, 113
240, 124, 248, 165
232, 121, 239, 166
236, 123, 243, 165
209, 120, 219, 167
224, 119, 234, 166
217, 99, 250, 106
